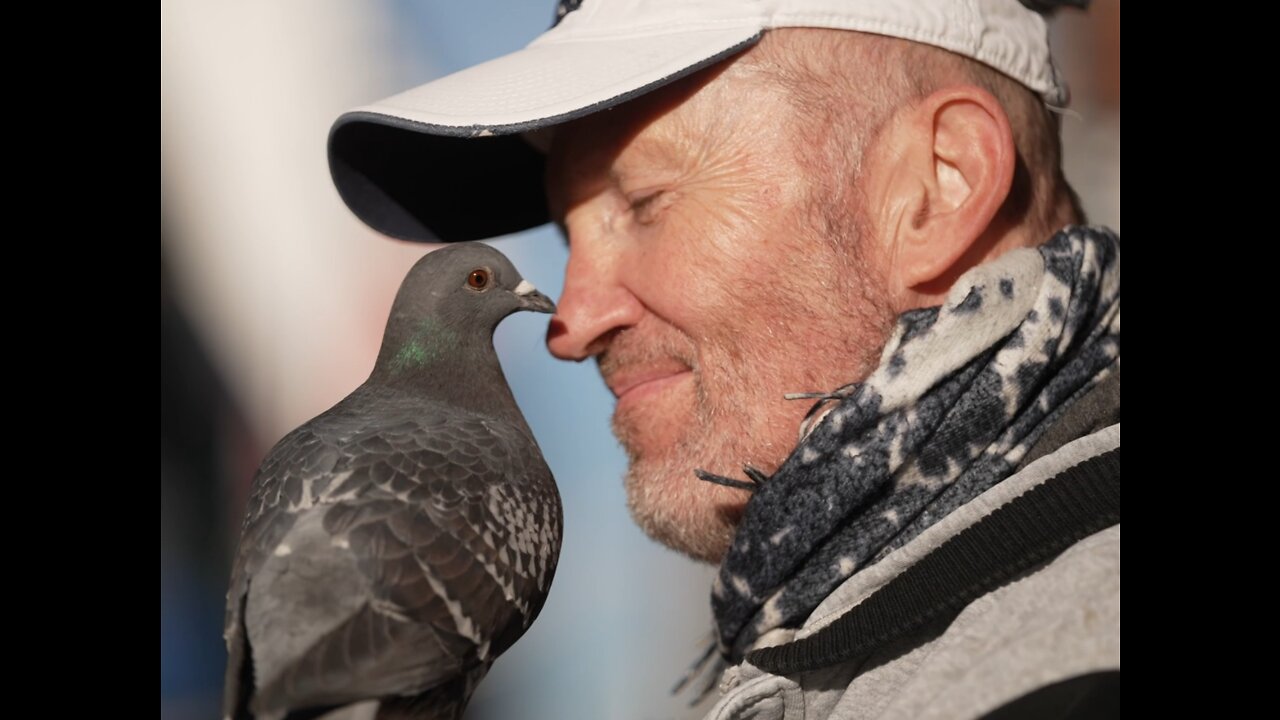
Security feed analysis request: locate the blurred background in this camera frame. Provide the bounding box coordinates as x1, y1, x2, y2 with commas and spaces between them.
160, 2, 1119, 718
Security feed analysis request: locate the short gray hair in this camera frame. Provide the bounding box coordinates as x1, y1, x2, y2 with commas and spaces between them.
742, 28, 1083, 240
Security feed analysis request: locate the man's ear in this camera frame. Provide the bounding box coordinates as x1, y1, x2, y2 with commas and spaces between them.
870, 85, 1015, 302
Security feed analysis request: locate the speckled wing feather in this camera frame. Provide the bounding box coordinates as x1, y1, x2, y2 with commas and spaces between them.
223, 390, 561, 719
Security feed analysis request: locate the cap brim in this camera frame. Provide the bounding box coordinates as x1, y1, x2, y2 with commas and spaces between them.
329, 26, 762, 243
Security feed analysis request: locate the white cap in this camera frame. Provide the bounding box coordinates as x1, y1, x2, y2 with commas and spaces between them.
329, 0, 1067, 243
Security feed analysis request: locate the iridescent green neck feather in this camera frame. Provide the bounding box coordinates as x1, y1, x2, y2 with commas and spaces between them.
389, 317, 460, 374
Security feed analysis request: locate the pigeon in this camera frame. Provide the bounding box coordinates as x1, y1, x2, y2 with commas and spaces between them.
222, 242, 563, 720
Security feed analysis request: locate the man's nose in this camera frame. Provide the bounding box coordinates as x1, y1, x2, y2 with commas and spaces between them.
546, 238, 644, 361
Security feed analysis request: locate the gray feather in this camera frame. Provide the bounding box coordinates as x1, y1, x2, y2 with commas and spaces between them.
223, 243, 561, 720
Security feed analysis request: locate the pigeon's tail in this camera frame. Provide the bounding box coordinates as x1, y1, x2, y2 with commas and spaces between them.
309, 701, 379, 720
223, 593, 257, 720
375, 665, 490, 720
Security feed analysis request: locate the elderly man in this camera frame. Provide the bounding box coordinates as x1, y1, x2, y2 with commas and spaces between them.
329, 1, 1120, 717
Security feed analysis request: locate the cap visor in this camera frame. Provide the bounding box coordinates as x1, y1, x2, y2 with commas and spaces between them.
329, 26, 762, 242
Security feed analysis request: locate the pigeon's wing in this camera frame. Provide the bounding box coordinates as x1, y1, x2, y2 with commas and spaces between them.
223, 424, 343, 718
232, 411, 561, 718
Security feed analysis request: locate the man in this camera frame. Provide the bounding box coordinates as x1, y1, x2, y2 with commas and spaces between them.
329, 1, 1120, 717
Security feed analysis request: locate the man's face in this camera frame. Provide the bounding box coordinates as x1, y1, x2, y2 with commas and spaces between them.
545, 56, 896, 562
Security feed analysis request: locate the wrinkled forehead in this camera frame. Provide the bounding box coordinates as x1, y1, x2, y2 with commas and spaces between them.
544, 55, 769, 218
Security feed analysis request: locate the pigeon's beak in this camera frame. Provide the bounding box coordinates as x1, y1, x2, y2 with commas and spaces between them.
514, 280, 556, 314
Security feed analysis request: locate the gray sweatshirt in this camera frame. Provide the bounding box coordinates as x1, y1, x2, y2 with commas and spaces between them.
704, 424, 1120, 720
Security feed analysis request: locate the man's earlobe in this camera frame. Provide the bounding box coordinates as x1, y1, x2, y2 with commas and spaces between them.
882, 85, 1015, 299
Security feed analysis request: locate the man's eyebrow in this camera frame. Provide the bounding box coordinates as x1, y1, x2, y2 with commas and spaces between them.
614, 130, 691, 180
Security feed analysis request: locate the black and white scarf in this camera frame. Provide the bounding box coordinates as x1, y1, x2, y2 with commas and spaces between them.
710, 226, 1121, 663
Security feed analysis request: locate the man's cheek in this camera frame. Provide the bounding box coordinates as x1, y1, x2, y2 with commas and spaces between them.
637, 255, 739, 328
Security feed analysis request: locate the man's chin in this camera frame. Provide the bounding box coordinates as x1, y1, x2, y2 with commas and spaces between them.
623, 463, 746, 564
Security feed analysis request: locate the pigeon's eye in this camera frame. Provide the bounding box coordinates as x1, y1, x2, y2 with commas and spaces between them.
467, 269, 490, 290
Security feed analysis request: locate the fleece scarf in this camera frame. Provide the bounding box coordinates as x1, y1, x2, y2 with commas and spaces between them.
710, 226, 1121, 663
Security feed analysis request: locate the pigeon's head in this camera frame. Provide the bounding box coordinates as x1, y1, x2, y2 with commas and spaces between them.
404, 241, 554, 318
378, 243, 555, 374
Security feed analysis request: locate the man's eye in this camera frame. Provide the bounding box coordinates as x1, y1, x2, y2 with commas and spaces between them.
629, 191, 668, 223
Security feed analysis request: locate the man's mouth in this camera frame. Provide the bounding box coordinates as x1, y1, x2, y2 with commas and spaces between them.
607, 368, 692, 408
